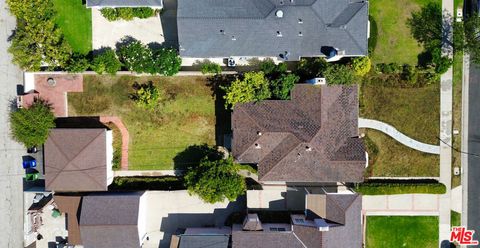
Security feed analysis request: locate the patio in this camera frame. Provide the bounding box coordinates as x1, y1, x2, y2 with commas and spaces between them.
92, 9, 164, 49
21, 73, 83, 117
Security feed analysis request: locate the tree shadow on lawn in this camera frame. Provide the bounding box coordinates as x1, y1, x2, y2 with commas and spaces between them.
173, 144, 222, 172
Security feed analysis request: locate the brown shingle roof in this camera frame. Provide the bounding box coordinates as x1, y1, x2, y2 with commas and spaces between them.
79, 192, 143, 248
45, 128, 108, 192
53, 195, 82, 245
232, 84, 366, 183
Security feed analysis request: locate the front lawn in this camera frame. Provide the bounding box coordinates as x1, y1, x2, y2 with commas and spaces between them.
360, 82, 440, 177
68, 75, 217, 170
366, 216, 438, 248
369, 0, 437, 65
52, 0, 92, 54
360, 83, 440, 144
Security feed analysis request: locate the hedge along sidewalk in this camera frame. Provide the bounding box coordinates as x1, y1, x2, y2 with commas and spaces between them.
355, 182, 447, 195
108, 176, 186, 191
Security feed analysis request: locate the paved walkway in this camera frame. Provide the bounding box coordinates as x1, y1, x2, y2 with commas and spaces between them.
363, 194, 440, 216
100, 116, 129, 170
0, 0, 27, 247
359, 118, 440, 154
439, 0, 454, 243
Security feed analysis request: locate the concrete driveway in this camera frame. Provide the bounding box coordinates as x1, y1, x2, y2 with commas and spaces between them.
142, 191, 245, 248
92, 9, 164, 49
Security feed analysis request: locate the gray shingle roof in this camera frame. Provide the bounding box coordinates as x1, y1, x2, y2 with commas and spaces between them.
86, 0, 163, 8
232, 232, 305, 248
79, 192, 143, 248
232, 84, 366, 183
179, 235, 230, 248
177, 0, 368, 60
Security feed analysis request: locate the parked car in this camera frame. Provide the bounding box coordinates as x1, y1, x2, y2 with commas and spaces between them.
25, 170, 39, 181
22, 158, 37, 169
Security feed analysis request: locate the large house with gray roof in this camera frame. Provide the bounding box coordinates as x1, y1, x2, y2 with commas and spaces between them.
232, 84, 367, 184
177, 0, 369, 62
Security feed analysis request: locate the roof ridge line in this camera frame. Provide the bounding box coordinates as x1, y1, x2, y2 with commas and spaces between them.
259, 134, 302, 180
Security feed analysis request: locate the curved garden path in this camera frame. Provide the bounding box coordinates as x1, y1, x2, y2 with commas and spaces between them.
100, 116, 129, 170
359, 118, 440, 155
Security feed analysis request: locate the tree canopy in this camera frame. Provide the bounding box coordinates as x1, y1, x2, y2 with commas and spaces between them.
184, 156, 246, 203
222, 72, 271, 109
91, 48, 122, 75
407, 2, 443, 50
461, 15, 480, 64
324, 64, 356, 85
10, 100, 55, 147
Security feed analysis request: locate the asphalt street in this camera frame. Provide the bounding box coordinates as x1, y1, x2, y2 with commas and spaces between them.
468, 61, 480, 246
0, 1, 27, 247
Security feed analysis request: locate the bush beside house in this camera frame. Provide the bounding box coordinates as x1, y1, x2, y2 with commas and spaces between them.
100, 7, 155, 21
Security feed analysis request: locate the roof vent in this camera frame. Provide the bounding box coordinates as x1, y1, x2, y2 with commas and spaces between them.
257, 131, 262, 136
298, 31, 303, 37
276, 31, 283, 37
231, 36, 236, 41
255, 143, 261, 149
306, 146, 312, 151
220, 29, 225, 35
276, 10, 284, 18
298, 18, 303, 24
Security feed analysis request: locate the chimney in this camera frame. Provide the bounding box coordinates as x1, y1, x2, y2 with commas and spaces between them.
243, 213, 263, 231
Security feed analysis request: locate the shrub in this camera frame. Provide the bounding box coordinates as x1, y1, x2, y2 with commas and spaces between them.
324, 64, 356, 85
200, 61, 222, 74
65, 53, 89, 73
151, 47, 182, 76
222, 72, 271, 109
91, 48, 122, 75
294, 57, 328, 80
355, 182, 446, 195
258, 59, 287, 79
10, 99, 55, 147
431, 48, 453, 74
351, 57, 372, 77
401, 64, 418, 84
184, 157, 246, 203
368, 15, 378, 54
375, 63, 402, 74
100, 7, 155, 21
271, 73, 299, 100
7, 0, 72, 71
116, 39, 153, 73
130, 82, 163, 110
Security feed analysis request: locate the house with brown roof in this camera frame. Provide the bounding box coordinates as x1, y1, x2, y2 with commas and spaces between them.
44, 127, 114, 192
232, 192, 362, 248
53, 192, 148, 248
232, 84, 367, 184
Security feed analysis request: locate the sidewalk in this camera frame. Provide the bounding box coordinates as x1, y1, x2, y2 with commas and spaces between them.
363, 194, 440, 216
100, 116, 129, 170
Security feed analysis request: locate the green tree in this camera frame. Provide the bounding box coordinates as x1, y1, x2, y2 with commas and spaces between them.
463, 15, 480, 64
258, 59, 287, 79
100, 7, 155, 21
116, 39, 153, 73
10, 100, 55, 147
271, 73, 299, 100
407, 2, 443, 50
91, 48, 122, 75
324, 64, 356, 85
294, 58, 329, 80
222, 72, 271, 109
151, 48, 182, 76
431, 47, 453, 74
351, 57, 372, 76
184, 156, 246, 203
7, 0, 72, 71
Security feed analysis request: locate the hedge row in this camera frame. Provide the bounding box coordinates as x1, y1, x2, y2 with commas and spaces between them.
355, 182, 446, 195
109, 176, 185, 191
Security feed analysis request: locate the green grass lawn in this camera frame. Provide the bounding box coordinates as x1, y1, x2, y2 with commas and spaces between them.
52, 0, 92, 54
360, 82, 440, 177
366, 216, 438, 248
68, 75, 217, 170
451, 211, 461, 227
452, 51, 463, 187
361, 83, 440, 144
369, 0, 437, 65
